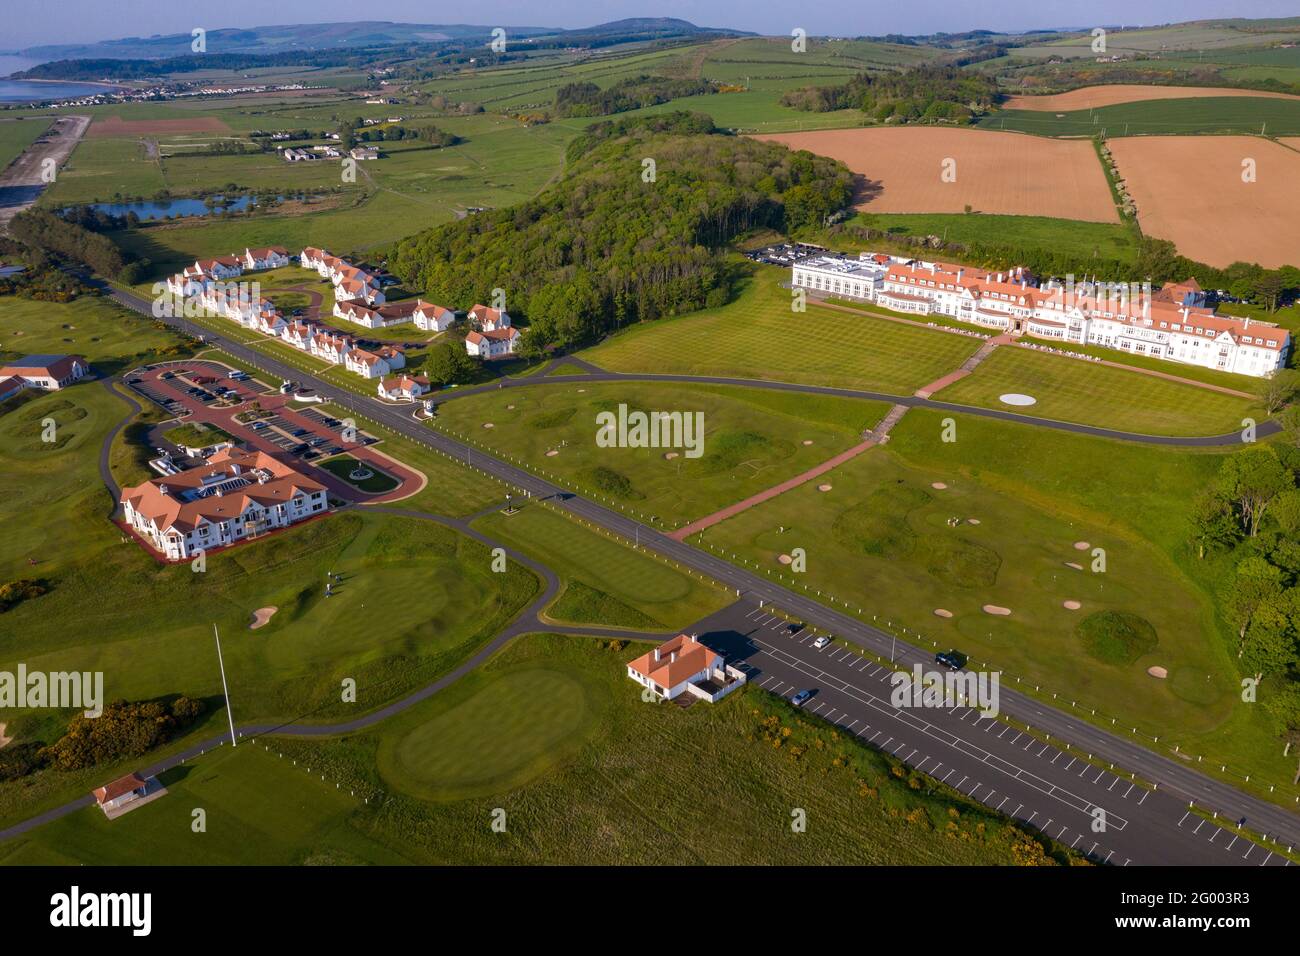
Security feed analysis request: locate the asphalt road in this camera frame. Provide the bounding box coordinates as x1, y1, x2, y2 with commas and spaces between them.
89, 282, 1300, 861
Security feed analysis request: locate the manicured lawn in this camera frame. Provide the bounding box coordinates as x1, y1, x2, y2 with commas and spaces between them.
288, 633, 1078, 864
319, 453, 399, 493
581, 266, 982, 395
933, 345, 1259, 436
0, 745, 407, 865
434, 379, 890, 528
161, 420, 233, 449
473, 502, 731, 631
693, 406, 1297, 796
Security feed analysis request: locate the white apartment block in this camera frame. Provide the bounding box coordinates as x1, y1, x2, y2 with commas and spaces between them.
793, 253, 1290, 378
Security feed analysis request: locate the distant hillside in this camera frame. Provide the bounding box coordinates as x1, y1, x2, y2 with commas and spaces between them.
565, 18, 749, 38
17, 21, 555, 60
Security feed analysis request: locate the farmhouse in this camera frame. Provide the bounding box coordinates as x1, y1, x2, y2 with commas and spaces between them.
795, 253, 1291, 378
350, 146, 379, 161
626, 634, 747, 703
465, 327, 520, 359
0, 354, 90, 390
377, 373, 431, 400
120, 447, 328, 560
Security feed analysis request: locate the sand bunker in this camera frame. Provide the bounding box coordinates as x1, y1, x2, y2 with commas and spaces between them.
931, 482, 947, 490
506, 404, 515, 410
1063, 600, 1082, 610
1147, 666, 1168, 679
249, 606, 278, 630
967, 518, 980, 525
1073, 541, 1090, 550
546, 449, 559, 457
982, 604, 1012, 616
999, 393, 1037, 407
802, 439, 814, 445
818, 484, 833, 492
664, 451, 679, 460
482, 422, 494, 429
1065, 561, 1083, 570
933, 608, 953, 619
778, 553, 793, 565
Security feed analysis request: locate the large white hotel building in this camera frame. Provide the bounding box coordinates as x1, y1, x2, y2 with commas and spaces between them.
792, 253, 1290, 378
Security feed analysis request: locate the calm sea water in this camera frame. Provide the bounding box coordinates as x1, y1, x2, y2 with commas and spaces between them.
0, 54, 120, 103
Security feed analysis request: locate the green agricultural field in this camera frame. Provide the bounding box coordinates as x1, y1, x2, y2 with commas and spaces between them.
982, 97, 1300, 137
0, 116, 52, 170
40, 137, 168, 205
582, 266, 982, 395
0, 745, 408, 865
932, 345, 1259, 436
473, 503, 731, 631
1008, 21, 1300, 59
433, 379, 890, 528
850, 212, 1140, 265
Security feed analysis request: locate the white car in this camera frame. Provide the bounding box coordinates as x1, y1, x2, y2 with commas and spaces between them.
812, 636, 830, 650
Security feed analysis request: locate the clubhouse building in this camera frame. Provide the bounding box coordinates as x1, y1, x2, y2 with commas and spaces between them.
0, 354, 90, 396
792, 253, 1290, 377
120, 447, 328, 560
626, 634, 747, 703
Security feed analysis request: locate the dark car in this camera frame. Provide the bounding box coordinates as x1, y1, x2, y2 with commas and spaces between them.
935, 650, 968, 671
292, 428, 309, 437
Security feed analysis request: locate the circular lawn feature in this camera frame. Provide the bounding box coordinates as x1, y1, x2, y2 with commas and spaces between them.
319, 455, 399, 494
1076, 610, 1158, 665
381, 669, 593, 800
998, 393, 1037, 407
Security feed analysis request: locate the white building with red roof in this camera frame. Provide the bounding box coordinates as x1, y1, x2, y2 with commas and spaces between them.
467, 304, 510, 331
0, 354, 90, 390
626, 634, 747, 702
120, 447, 329, 560
465, 326, 519, 359
802, 253, 1290, 377
242, 246, 290, 271
377, 373, 431, 401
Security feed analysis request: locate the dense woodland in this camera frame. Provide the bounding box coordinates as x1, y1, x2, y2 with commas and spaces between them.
553, 75, 716, 117
9, 210, 145, 283
1189, 439, 1300, 780
781, 65, 1000, 122
390, 113, 853, 349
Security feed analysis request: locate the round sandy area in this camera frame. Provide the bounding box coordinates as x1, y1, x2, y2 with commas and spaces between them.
982, 604, 1012, 616
933, 608, 953, 619
1063, 600, 1082, 610
818, 484, 832, 492
778, 554, 793, 565
1147, 666, 1168, 679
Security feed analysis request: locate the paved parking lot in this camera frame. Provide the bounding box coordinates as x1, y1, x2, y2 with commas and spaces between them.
124, 359, 424, 502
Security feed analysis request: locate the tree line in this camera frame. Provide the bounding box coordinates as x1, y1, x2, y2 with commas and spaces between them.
554, 74, 716, 118
388, 113, 853, 351
781, 65, 1000, 123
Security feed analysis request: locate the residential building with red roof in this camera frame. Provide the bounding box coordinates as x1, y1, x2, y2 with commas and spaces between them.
465, 326, 519, 359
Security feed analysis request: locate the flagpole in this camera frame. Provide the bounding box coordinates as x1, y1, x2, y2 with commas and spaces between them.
213, 623, 237, 747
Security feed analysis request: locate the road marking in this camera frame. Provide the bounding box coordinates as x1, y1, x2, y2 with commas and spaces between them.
1178, 812, 1190, 827
1061, 756, 1072, 769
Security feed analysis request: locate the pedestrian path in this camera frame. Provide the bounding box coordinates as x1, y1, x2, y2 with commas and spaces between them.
668, 403, 911, 541
914, 333, 1014, 398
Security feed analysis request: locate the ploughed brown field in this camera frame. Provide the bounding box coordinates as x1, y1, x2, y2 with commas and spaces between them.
87, 115, 233, 137
1109, 135, 1300, 269
753, 127, 1117, 222
1003, 84, 1300, 111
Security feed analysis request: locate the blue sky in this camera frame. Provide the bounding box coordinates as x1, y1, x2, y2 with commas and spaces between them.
6, 0, 1295, 50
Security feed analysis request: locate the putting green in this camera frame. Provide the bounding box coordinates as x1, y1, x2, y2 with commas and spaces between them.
380, 668, 595, 800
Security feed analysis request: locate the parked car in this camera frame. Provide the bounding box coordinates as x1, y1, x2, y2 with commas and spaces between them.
791, 689, 813, 708
935, 649, 968, 671
249, 421, 267, 430
292, 428, 308, 437
812, 636, 830, 650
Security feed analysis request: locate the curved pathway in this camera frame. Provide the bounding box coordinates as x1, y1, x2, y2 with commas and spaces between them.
14, 278, 1289, 861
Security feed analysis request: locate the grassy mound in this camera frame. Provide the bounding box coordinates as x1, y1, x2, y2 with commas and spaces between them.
549, 580, 663, 630
1076, 610, 1158, 665
588, 465, 642, 499
922, 536, 1001, 589
528, 406, 577, 429
832, 482, 930, 558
